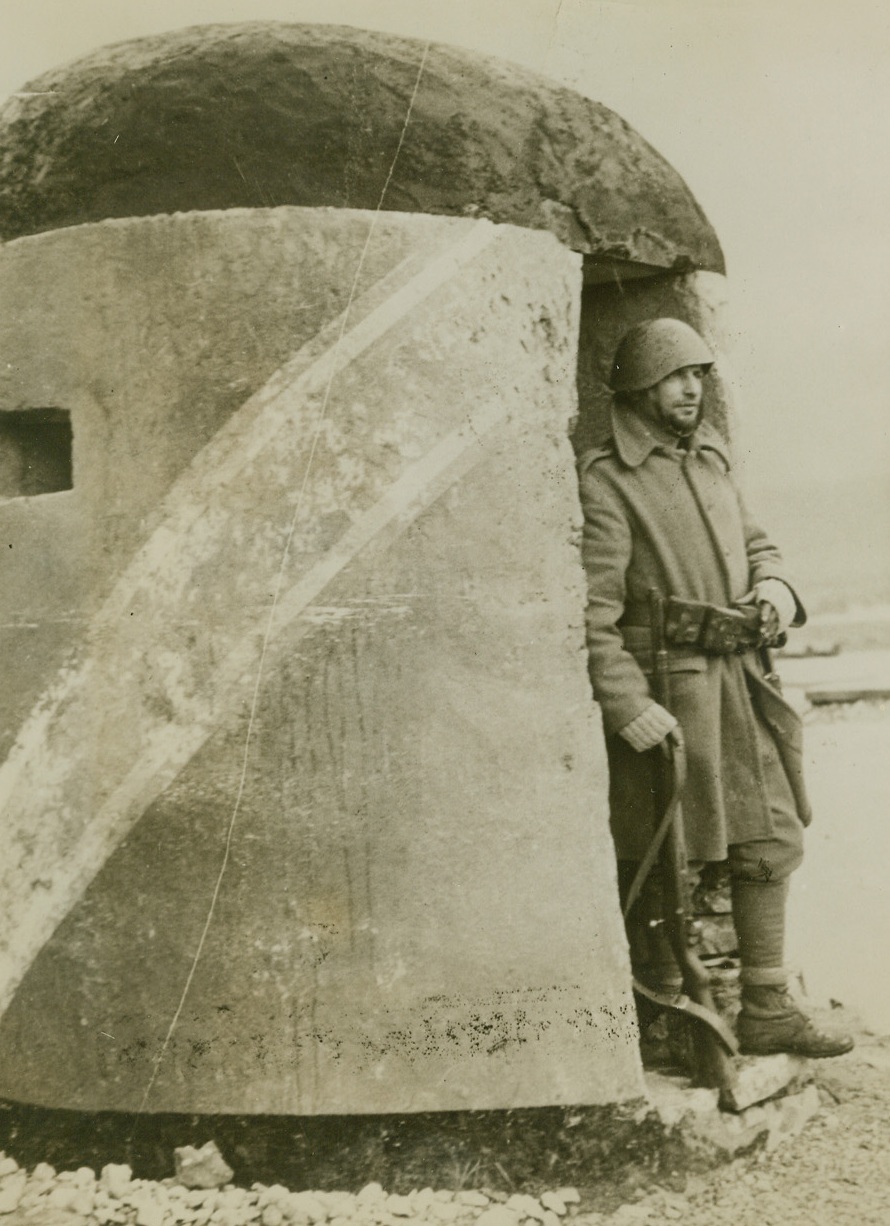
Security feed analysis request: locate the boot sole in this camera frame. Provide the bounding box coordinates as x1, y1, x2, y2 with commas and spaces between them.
738, 1037, 854, 1059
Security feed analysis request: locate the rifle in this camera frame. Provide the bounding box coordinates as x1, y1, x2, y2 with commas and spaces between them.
630, 588, 738, 1091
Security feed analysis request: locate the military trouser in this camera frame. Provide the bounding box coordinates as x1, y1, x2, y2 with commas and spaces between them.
618, 711, 806, 990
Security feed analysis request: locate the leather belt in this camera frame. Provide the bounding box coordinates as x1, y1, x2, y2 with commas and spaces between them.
620, 596, 763, 656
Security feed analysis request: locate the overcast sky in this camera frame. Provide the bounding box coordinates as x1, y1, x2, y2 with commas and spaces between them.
2, 0, 889, 491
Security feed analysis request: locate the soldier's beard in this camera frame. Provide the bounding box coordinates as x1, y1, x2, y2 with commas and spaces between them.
638, 385, 704, 437
659, 401, 703, 437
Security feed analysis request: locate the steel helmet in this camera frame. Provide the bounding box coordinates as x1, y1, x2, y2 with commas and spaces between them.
609, 318, 715, 392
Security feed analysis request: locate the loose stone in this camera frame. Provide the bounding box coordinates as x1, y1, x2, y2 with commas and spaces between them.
454, 1192, 488, 1208
131, 1188, 167, 1226
475, 1207, 521, 1226
0, 1171, 27, 1214
506, 1195, 546, 1222
324, 1191, 358, 1214
430, 1201, 463, 1221
47, 1183, 78, 1209
412, 1189, 437, 1212
102, 1163, 135, 1199
188, 1187, 215, 1206
540, 1194, 566, 1217
175, 1142, 235, 1190
257, 1185, 291, 1208
287, 1191, 328, 1221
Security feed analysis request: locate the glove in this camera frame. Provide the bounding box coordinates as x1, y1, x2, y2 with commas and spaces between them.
754, 578, 797, 632
618, 702, 678, 753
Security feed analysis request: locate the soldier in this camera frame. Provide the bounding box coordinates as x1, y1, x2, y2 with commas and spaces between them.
578, 318, 852, 1058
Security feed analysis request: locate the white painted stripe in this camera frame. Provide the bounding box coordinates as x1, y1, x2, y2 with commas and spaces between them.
0, 219, 497, 807
0, 398, 509, 1015
103, 219, 499, 613
0, 221, 509, 1016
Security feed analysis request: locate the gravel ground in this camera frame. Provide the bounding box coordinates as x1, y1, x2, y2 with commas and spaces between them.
663, 1021, 890, 1226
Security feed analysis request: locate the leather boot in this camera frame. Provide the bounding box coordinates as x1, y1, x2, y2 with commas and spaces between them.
737, 984, 854, 1058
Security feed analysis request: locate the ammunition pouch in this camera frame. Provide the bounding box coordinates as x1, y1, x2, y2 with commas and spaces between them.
664, 597, 767, 655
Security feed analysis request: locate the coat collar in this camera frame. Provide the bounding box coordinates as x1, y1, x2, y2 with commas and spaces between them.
609, 402, 733, 470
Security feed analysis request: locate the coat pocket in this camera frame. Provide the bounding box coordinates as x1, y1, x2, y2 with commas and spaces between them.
745, 664, 803, 745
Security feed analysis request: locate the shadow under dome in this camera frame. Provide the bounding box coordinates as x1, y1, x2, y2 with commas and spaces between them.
0, 21, 723, 273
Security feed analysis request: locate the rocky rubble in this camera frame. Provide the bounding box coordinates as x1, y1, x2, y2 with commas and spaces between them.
0, 1152, 711, 1226
0, 1150, 596, 1226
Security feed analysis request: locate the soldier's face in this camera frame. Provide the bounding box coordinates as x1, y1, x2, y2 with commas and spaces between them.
644, 365, 705, 436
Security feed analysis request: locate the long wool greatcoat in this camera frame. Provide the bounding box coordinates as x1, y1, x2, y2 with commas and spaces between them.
578, 405, 811, 863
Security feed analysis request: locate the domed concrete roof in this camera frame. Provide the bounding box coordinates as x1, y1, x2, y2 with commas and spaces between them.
0, 22, 724, 272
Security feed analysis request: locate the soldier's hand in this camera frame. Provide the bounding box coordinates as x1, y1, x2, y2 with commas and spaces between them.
754, 578, 798, 632
758, 600, 781, 644
618, 702, 678, 753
